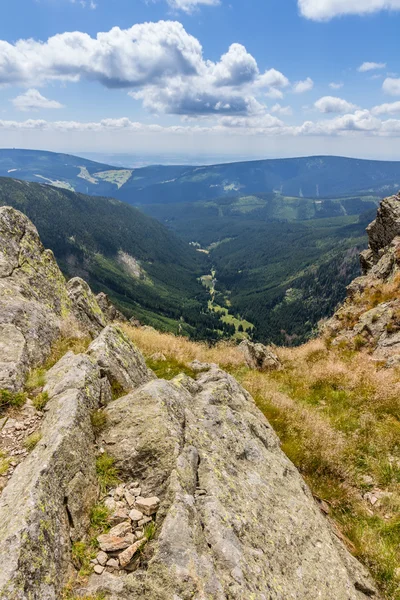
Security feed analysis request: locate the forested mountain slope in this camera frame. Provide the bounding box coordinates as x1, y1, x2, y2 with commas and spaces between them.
0, 177, 221, 338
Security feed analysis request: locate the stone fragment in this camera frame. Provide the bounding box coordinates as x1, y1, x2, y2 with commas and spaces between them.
108, 521, 132, 538
96, 551, 108, 566
106, 558, 119, 569
118, 540, 144, 568
130, 487, 141, 497
124, 490, 135, 507
138, 516, 152, 527
129, 508, 144, 522
104, 497, 116, 512
97, 534, 132, 553
94, 565, 105, 575
135, 496, 160, 516
239, 340, 282, 372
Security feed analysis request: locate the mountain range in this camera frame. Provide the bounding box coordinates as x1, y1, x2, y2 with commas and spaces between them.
2, 149, 400, 204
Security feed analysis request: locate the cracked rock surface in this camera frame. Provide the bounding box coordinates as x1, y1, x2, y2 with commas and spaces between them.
89, 366, 379, 600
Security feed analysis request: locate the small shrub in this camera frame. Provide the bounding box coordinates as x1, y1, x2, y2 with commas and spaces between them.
96, 452, 120, 494
33, 392, 49, 411
0, 389, 27, 413
23, 432, 42, 451
91, 410, 108, 435
110, 380, 125, 401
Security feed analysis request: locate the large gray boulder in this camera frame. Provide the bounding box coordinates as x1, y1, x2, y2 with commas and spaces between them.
367, 192, 400, 260
89, 365, 379, 600
0, 207, 71, 391
0, 352, 101, 600
87, 325, 154, 395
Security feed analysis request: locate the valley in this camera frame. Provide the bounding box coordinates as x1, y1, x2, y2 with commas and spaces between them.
0, 148, 396, 346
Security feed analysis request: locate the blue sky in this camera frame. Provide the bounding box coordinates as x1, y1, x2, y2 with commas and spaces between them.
1, 0, 400, 161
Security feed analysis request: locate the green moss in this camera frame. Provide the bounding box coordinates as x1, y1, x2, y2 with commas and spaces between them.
146, 357, 196, 381
90, 409, 108, 436
0, 451, 10, 475
24, 432, 42, 451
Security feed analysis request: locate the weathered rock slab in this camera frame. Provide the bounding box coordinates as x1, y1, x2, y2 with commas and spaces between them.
87, 325, 154, 394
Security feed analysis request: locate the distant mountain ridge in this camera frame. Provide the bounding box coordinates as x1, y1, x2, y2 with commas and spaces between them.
2, 149, 400, 204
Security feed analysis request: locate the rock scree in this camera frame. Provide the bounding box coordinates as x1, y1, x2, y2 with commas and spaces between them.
0, 206, 382, 599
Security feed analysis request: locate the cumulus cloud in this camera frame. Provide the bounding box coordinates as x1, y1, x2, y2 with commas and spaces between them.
358, 61, 386, 72
167, 0, 220, 12
314, 96, 358, 114
372, 100, 400, 115
212, 44, 259, 87
293, 77, 314, 94
298, 0, 400, 21
270, 103, 293, 116
329, 82, 343, 89
0, 21, 204, 88
383, 77, 400, 95
0, 22, 290, 119
11, 89, 64, 112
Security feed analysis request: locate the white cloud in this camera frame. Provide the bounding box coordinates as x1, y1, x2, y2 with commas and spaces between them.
372, 100, 400, 115
212, 44, 259, 87
270, 103, 293, 116
167, 0, 220, 12
0, 22, 291, 119
383, 77, 400, 96
358, 61, 386, 72
314, 96, 358, 114
3, 109, 400, 138
11, 89, 64, 112
293, 77, 314, 94
0, 21, 204, 88
298, 0, 400, 21
329, 82, 343, 89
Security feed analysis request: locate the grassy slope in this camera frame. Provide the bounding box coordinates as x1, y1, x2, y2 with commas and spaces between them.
122, 324, 400, 600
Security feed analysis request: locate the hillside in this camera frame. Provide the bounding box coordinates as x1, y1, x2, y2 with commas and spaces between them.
0, 206, 382, 599
0, 177, 224, 339
2, 149, 400, 203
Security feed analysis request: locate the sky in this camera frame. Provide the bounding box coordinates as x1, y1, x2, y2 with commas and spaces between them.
1, 0, 400, 162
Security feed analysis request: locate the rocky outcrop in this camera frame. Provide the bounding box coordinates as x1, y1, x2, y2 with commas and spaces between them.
87, 325, 155, 394
326, 192, 400, 363
96, 292, 127, 323
84, 365, 378, 600
0, 352, 101, 599
67, 277, 107, 338
240, 339, 282, 371
0, 206, 127, 391
0, 206, 71, 391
